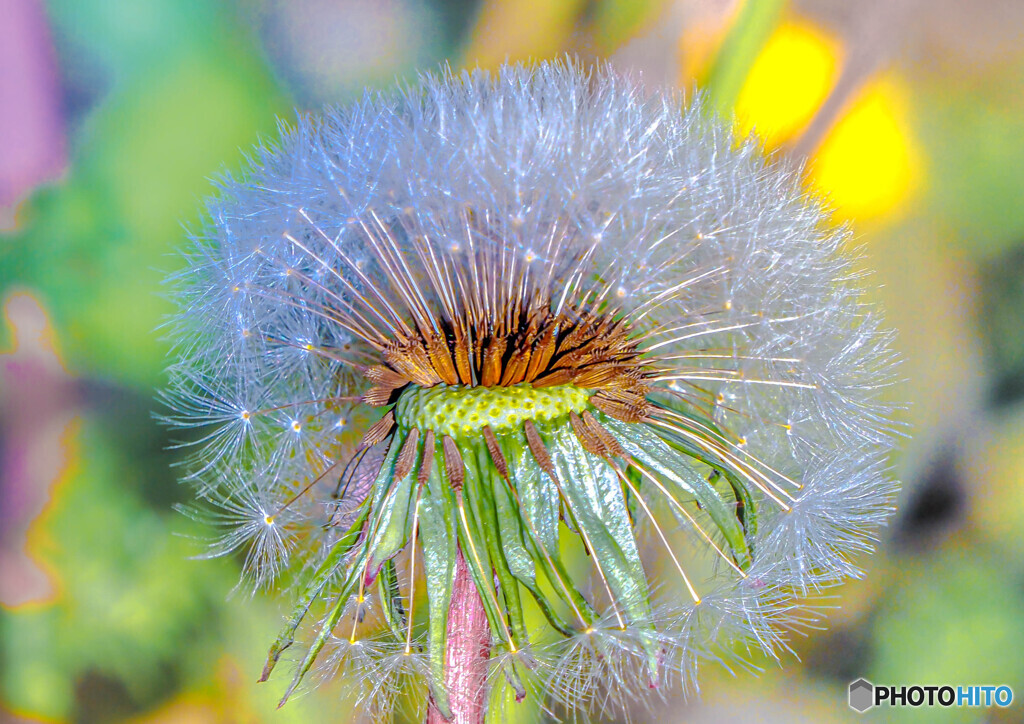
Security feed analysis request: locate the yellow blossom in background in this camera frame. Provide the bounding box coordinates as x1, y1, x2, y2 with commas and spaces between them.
733, 20, 840, 147
810, 76, 920, 220
461, 0, 586, 69
732, 18, 919, 220
461, 4, 919, 222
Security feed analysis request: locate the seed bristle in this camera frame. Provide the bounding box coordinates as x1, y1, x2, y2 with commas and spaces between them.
442, 435, 466, 491
360, 410, 396, 448
569, 412, 606, 457
394, 427, 420, 481
482, 426, 509, 480
523, 420, 558, 481
590, 390, 651, 423
581, 412, 626, 458
417, 430, 435, 486
363, 385, 396, 407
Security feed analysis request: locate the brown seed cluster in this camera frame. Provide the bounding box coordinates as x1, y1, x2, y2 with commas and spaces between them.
360, 296, 654, 424
351, 288, 663, 492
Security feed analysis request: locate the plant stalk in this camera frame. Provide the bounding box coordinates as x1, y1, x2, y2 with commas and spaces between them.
426, 545, 491, 724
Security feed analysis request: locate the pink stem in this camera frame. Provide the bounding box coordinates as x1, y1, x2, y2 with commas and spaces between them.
426, 546, 491, 724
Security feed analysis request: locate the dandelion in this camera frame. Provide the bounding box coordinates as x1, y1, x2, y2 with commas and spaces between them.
165, 59, 900, 722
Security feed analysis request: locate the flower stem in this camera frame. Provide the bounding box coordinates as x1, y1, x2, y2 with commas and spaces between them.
426, 545, 491, 724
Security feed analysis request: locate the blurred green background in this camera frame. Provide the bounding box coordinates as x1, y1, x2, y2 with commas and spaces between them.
2, 0, 1023, 721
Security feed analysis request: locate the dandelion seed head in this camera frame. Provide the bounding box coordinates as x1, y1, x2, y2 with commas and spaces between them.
165, 59, 901, 718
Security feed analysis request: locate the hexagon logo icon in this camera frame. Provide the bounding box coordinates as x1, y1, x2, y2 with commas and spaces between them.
849, 678, 875, 713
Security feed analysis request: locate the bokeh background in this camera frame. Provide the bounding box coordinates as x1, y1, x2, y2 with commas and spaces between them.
2, 0, 1023, 721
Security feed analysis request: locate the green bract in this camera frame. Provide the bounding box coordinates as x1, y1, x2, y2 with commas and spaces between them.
263, 384, 759, 713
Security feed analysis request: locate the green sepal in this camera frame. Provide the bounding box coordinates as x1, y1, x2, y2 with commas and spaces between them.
625, 465, 642, 526
452, 482, 512, 657
519, 578, 578, 637
418, 448, 456, 720
715, 467, 758, 553
542, 422, 651, 611
648, 411, 760, 554
363, 433, 417, 584
489, 449, 580, 637
454, 502, 512, 655
273, 430, 415, 702
366, 433, 404, 510
524, 543, 596, 633
465, 445, 531, 700
377, 557, 407, 642
648, 408, 732, 466
455, 446, 523, 697
278, 589, 350, 707
499, 431, 596, 627
260, 501, 370, 683
541, 422, 661, 678
464, 466, 528, 704
276, 543, 370, 705
602, 416, 753, 571
501, 431, 559, 553
483, 446, 537, 588
471, 444, 532, 650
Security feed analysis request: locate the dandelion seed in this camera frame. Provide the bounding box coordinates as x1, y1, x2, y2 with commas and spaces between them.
165, 59, 900, 722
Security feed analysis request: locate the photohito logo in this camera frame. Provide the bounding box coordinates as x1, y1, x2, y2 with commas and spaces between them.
848, 679, 1014, 713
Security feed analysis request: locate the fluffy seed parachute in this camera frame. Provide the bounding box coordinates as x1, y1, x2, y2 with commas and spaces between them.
165, 60, 900, 720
